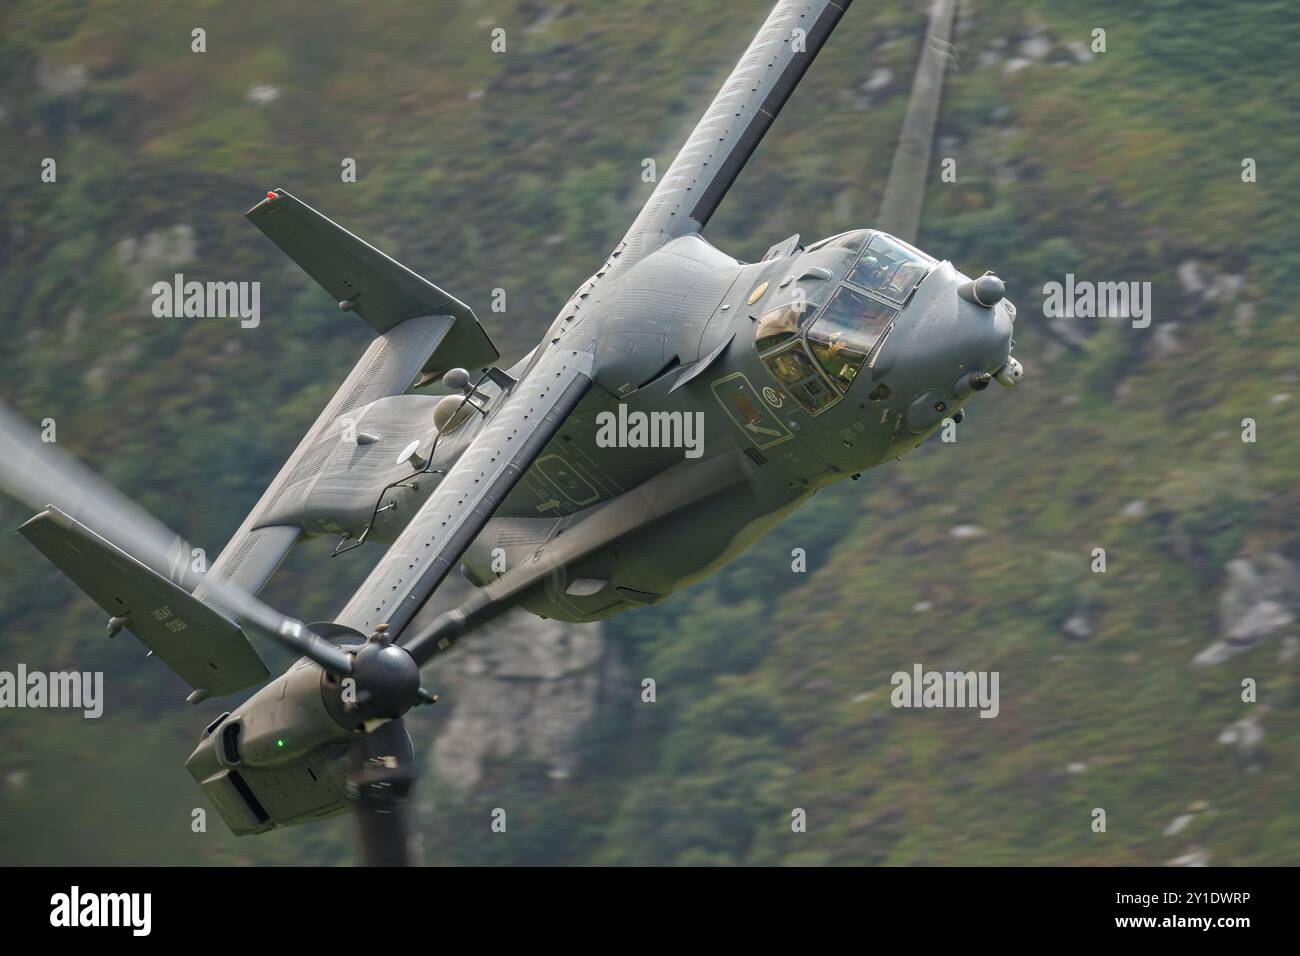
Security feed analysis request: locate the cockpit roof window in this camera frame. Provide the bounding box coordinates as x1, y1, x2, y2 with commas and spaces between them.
804, 230, 870, 255
847, 233, 933, 303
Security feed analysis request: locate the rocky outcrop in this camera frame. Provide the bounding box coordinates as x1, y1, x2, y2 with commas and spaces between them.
1194, 554, 1300, 666
426, 609, 620, 791
36, 60, 88, 96
981, 26, 1096, 76
1177, 258, 1255, 333
1216, 708, 1268, 775
116, 225, 197, 296
1217, 711, 1265, 755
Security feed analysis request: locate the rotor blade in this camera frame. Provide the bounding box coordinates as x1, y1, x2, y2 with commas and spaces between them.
348, 718, 417, 867
0, 401, 351, 675
875, 0, 958, 244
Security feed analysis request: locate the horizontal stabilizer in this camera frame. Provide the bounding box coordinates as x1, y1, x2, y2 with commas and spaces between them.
247, 188, 498, 374
19, 507, 269, 697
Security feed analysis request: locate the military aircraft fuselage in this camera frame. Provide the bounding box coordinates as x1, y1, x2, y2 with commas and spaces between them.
277, 227, 1014, 625
3, 0, 1027, 853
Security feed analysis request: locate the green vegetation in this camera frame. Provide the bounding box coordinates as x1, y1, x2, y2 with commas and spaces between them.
0, 0, 1295, 866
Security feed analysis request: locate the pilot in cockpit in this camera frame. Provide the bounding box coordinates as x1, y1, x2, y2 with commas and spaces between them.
854, 254, 886, 288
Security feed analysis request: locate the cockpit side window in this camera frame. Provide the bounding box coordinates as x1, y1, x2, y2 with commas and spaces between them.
754, 303, 802, 353
807, 286, 897, 390
848, 234, 933, 302
754, 285, 830, 354
760, 341, 840, 414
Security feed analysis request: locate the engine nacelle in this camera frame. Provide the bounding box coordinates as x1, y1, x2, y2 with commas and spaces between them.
185, 648, 357, 835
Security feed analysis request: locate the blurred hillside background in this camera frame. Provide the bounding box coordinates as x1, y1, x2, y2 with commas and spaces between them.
0, 0, 1296, 865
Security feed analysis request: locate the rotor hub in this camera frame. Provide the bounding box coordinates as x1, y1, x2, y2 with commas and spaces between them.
349, 641, 421, 720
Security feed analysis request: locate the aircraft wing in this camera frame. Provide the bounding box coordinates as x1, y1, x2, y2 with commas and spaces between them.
19, 506, 269, 696
615, 0, 854, 269
333, 343, 597, 638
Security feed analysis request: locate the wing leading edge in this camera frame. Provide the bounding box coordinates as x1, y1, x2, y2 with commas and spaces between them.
333, 344, 597, 639
616, 0, 854, 268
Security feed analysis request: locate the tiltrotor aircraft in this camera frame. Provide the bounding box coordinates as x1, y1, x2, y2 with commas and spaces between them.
1, 0, 1021, 864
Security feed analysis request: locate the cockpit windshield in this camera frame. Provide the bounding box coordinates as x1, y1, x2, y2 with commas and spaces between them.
848, 233, 933, 303
752, 230, 930, 413
806, 287, 895, 389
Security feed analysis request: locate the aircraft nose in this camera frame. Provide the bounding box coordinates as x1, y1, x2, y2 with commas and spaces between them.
867, 263, 1016, 435
986, 297, 1014, 370
956, 274, 1014, 372
922, 272, 1013, 378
